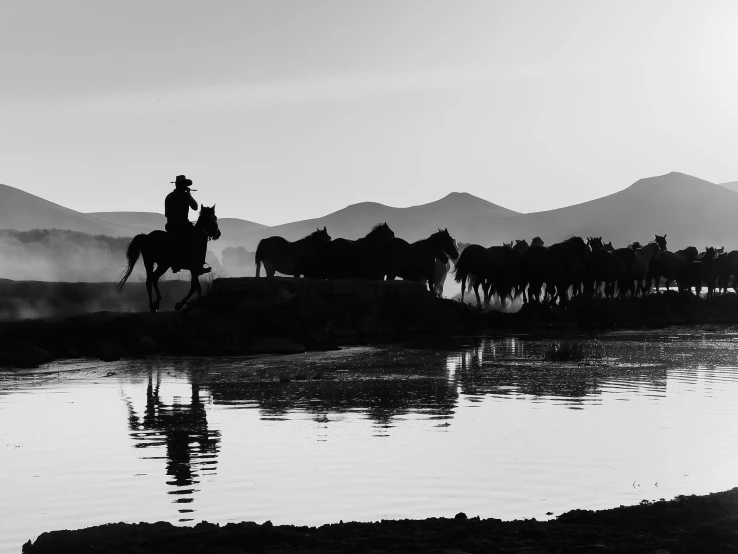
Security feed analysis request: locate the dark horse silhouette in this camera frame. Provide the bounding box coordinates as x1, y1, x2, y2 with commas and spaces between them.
515, 236, 590, 305
255, 227, 331, 278
118, 206, 221, 312
305, 223, 395, 279
380, 229, 459, 292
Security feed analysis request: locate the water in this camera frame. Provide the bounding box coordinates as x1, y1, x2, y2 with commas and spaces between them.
2, 328, 738, 552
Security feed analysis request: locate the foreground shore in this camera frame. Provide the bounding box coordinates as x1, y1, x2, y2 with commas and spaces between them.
23, 488, 738, 553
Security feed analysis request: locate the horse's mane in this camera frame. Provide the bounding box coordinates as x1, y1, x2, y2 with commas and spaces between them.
555, 235, 584, 247
428, 228, 448, 240
301, 229, 326, 240
364, 223, 392, 239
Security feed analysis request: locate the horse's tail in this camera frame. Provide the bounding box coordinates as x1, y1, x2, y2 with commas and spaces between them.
117, 234, 147, 292
453, 253, 468, 284
255, 241, 264, 277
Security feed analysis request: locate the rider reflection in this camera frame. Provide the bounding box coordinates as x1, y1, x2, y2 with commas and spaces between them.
125, 372, 220, 520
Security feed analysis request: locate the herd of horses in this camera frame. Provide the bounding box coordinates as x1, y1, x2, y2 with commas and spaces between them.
454, 233, 738, 308
255, 224, 738, 308
255, 223, 459, 295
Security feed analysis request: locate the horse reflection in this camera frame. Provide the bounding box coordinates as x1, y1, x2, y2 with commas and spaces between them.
125, 372, 220, 519
209, 364, 458, 429
447, 337, 668, 404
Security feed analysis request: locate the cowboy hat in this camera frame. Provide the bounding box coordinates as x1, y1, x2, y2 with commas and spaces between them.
171, 175, 193, 188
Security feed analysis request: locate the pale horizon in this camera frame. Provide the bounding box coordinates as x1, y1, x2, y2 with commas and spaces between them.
3, 1, 738, 225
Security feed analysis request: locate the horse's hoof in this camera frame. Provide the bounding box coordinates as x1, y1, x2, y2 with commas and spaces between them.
175, 302, 183, 311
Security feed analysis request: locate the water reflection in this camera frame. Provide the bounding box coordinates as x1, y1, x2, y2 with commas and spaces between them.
4, 327, 738, 553
209, 371, 458, 428
124, 372, 220, 521
443, 337, 670, 405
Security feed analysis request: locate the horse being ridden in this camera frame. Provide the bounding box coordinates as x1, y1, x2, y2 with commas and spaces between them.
118, 205, 221, 312
255, 227, 331, 278
381, 229, 459, 292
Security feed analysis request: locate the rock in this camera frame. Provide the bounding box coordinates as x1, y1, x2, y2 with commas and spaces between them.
0, 339, 54, 368
249, 337, 306, 355
190, 340, 211, 355
133, 335, 158, 356
97, 341, 129, 362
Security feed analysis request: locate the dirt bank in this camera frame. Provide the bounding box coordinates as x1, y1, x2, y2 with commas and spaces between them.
22, 488, 738, 553
3, 277, 738, 368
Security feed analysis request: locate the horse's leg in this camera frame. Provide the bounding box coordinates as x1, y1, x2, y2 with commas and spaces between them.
473, 282, 482, 307
145, 263, 156, 313
482, 280, 493, 307
151, 265, 168, 312
175, 273, 199, 311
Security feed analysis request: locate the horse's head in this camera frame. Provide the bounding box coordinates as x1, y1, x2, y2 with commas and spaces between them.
307, 226, 331, 244
586, 236, 603, 250
503, 241, 513, 249
604, 241, 614, 252
513, 239, 529, 254
433, 228, 459, 260
704, 246, 716, 260
683, 246, 699, 260
629, 241, 642, 251
531, 236, 544, 247
654, 234, 667, 251
568, 236, 590, 256
367, 222, 395, 242
197, 204, 221, 240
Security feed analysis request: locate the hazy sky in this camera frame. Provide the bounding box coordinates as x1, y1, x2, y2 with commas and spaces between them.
2, 0, 738, 224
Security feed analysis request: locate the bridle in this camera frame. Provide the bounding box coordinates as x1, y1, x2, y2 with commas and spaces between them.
195, 215, 220, 241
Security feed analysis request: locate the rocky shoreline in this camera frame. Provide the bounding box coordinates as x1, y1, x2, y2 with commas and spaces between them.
22, 487, 738, 553
2, 277, 738, 368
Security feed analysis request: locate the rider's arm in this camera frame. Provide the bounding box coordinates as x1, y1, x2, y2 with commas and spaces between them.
187, 192, 198, 210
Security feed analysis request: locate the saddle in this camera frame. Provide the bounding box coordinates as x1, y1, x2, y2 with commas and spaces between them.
166, 224, 210, 274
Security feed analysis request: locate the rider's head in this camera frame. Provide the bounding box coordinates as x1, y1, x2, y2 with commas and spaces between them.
173, 175, 193, 190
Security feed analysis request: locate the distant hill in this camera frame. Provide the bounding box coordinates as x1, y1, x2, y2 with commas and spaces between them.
4, 173, 738, 259
230, 192, 518, 250
89, 211, 166, 231
719, 181, 738, 194
226, 174, 738, 251
472, 172, 738, 249
0, 183, 135, 236
90, 211, 266, 251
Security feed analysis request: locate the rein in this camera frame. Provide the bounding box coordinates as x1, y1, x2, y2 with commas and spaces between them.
195, 218, 218, 241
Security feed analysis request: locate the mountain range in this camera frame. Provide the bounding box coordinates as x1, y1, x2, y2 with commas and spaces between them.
2, 172, 738, 255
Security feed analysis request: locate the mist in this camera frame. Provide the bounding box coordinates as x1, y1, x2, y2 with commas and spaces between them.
0, 229, 224, 282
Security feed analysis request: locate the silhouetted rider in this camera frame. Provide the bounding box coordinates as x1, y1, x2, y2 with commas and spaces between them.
165, 175, 203, 273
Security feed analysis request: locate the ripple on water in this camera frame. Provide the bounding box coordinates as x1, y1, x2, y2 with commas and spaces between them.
2, 329, 738, 551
